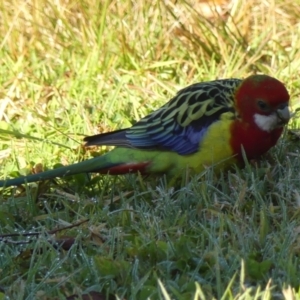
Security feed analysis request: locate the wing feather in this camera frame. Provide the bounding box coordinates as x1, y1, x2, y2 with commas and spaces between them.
84, 78, 241, 155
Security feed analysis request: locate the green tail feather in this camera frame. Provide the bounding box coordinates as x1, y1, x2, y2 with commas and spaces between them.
0, 155, 110, 188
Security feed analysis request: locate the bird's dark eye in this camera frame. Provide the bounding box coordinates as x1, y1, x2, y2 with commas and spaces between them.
257, 100, 269, 111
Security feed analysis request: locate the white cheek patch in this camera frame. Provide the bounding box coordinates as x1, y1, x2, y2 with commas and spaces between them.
254, 113, 278, 132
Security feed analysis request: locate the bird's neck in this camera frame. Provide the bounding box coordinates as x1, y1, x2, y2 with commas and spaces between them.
230, 120, 283, 161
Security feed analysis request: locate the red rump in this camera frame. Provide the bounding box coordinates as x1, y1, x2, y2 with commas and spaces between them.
99, 162, 151, 175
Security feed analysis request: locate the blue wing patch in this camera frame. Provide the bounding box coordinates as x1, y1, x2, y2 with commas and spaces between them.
126, 121, 212, 155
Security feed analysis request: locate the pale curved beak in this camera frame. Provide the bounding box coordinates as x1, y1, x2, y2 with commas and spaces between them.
276, 105, 290, 125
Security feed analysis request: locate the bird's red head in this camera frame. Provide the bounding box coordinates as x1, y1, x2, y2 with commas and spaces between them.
230, 74, 290, 160
234, 75, 290, 131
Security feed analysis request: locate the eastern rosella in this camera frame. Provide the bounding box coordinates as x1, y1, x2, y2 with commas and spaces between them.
0, 75, 290, 188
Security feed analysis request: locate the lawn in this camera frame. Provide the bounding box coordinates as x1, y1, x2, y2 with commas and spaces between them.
1, 0, 300, 299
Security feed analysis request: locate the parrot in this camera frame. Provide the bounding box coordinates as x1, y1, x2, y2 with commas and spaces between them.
0, 74, 290, 188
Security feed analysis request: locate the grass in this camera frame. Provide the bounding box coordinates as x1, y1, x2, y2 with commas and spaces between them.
1, 0, 300, 298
